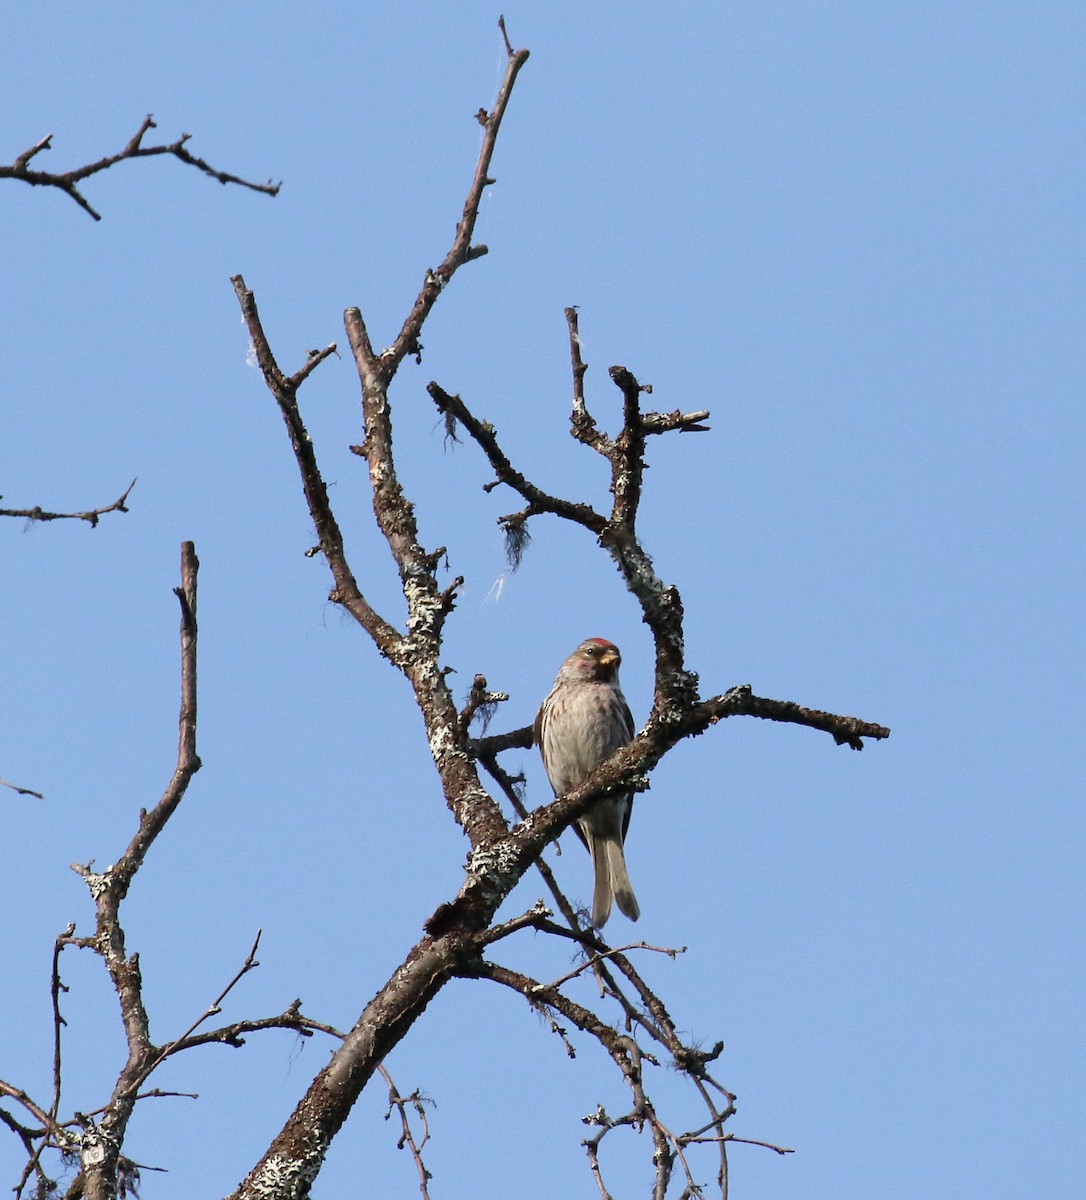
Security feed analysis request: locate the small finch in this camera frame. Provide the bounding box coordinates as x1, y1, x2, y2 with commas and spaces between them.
534, 637, 639, 928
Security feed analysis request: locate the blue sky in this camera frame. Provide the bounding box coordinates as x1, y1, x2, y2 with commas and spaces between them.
2, 3, 1083, 1197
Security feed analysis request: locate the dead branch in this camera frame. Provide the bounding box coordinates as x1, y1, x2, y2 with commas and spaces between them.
232, 275, 400, 654
0, 479, 136, 528
470, 668, 892, 766
50, 926, 73, 1121
476, 961, 678, 1199
1, 17, 866, 1200
1, 116, 279, 220
377, 1064, 434, 1200
134, 932, 264, 1077
458, 673, 510, 738
163, 1005, 341, 1055
14, 549, 345, 1198
58, 543, 201, 1199
227, 26, 533, 1195
222, 15, 887, 1199
427, 382, 606, 536
0, 776, 45, 799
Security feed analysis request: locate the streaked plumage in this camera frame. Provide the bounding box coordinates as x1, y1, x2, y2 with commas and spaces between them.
534, 638, 639, 927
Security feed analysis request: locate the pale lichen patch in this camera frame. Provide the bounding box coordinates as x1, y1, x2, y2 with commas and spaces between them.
247, 1132, 328, 1200
81, 871, 112, 899
467, 839, 520, 904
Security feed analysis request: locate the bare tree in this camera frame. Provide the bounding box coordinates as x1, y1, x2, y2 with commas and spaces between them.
2, 22, 888, 1200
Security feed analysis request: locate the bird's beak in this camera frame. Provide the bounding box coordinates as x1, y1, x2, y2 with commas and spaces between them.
599, 648, 619, 668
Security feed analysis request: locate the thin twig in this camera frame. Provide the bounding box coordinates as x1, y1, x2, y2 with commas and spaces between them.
93, 540, 203, 889
232, 274, 402, 657
0, 776, 44, 799
0, 479, 136, 527
129, 932, 264, 1088
427, 382, 606, 536
377, 1064, 434, 1200
720, 1134, 794, 1155
55, 1090, 201, 1127
165, 1006, 341, 1054
50, 926, 74, 1120
0, 1080, 69, 1145
377, 33, 531, 375
541, 941, 684, 993
478, 901, 552, 946
1, 116, 278, 220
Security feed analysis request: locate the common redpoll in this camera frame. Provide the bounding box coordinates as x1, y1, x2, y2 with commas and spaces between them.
534, 637, 639, 927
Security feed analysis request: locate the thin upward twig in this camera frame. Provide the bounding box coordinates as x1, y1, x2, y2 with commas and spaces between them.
131, 932, 264, 1088
61, 543, 203, 1198
377, 1064, 434, 1200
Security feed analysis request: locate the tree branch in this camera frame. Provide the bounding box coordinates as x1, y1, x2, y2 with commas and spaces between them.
227, 28, 535, 1196
1, 116, 279, 220
231, 274, 403, 660
0, 776, 45, 799
222, 15, 888, 1198
61, 542, 201, 1200
474, 960, 677, 1198
376, 1064, 434, 1200
134, 932, 264, 1075
380, 31, 530, 375
0, 479, 136, 527
427, 381, 606, 538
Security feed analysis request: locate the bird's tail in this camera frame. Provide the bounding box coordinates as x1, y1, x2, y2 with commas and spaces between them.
607, 836, 640, 923
590, 834, 640, 927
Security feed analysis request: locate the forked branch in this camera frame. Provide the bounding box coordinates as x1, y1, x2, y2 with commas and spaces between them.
1, 115, 279, 220
226, 15, 887, 1200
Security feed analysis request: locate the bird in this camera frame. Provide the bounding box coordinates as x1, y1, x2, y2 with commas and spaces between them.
534, 637, 640, 927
